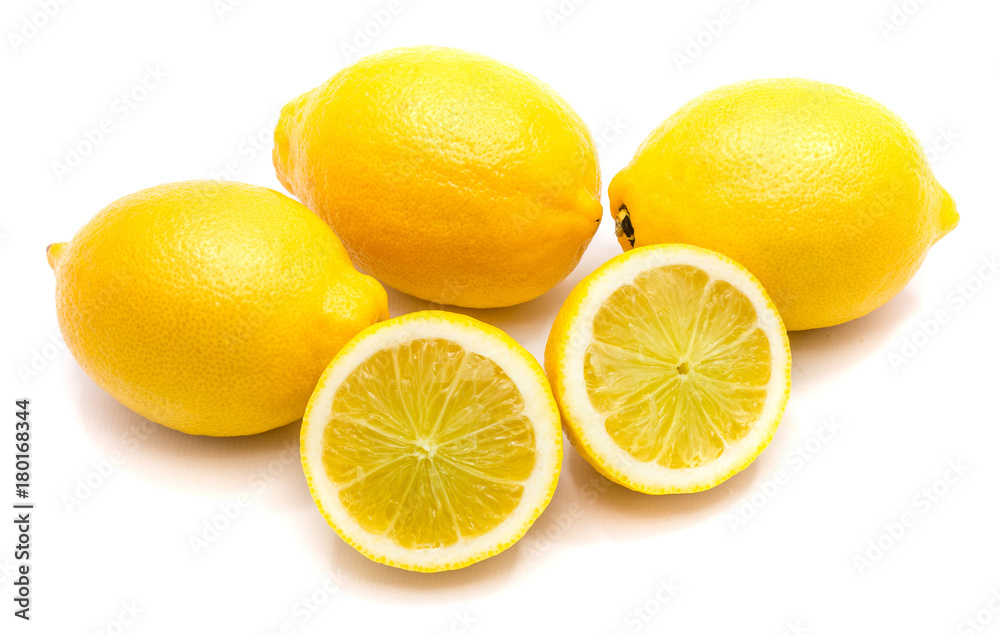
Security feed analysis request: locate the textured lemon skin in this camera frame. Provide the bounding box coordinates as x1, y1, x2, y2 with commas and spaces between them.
544, 245, 791, 494
609, 78, 959, 331
301, 311, 563, 572
48, 181, 388, 437
274, 46, 602, 308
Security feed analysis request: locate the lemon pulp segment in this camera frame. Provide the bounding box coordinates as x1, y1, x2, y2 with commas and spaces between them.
321, 338, 537, 550
583, 265, 772, 469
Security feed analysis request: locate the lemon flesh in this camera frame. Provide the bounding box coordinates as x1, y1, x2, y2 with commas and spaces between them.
322, 339, 536, 549
545, 244, 791, 494
303, 311, 562, 571
584, 265, 771, 470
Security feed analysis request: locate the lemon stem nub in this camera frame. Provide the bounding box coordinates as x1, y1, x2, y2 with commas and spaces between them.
46, 242, 66, 270
615, 206, 635, 248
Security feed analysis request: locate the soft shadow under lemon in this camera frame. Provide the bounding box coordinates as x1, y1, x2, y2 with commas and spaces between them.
71, 365, 305, 498
788, 287, 920, 388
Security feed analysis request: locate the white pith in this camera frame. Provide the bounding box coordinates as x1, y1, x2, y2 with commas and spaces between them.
556, 244, 791, 492
302, 314, 561, 570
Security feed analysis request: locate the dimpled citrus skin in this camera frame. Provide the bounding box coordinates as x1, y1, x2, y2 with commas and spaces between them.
274, 46, 602, 308
609, 78, 959, 331
47, 181, 388, 437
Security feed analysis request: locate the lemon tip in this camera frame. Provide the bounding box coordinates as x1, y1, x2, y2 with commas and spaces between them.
46, 242, 66, 270
939, 188, 959, 236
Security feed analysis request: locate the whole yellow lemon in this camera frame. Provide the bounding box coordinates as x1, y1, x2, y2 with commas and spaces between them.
609, 78, 958, 331
48, 181, 387, 436
274, 46, 602, 308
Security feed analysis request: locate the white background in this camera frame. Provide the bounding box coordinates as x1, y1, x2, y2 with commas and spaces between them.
3, 0, 999, 633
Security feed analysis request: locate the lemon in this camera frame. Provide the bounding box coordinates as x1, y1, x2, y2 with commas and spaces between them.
609, 78, 958, 331
301, 311, 562, 571
274, 45, 602, 308
48, 181, 388, 437
545, 244, 791, 494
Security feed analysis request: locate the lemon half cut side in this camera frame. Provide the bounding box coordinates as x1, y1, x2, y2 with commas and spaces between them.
302, 311, 562, 572
546, 244, 792, 494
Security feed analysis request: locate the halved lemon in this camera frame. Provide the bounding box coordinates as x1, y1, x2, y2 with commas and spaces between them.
545, 244, 791, 494
301, 311, 562, 572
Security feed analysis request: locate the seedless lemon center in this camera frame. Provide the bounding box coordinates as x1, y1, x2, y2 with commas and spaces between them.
584, 265, 772, 469
322, 339, 537, 550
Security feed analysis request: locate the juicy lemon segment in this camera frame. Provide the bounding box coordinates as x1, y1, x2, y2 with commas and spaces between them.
585, 265, 771, 469
545, 244, 791, 494
302, 312, 562, 572
322, 338, 536, 550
